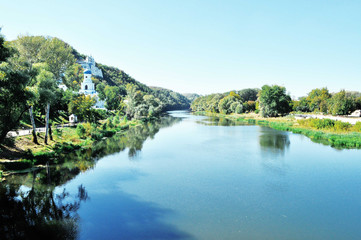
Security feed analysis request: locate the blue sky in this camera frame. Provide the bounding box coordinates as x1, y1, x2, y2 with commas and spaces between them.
1, 0, 360, 98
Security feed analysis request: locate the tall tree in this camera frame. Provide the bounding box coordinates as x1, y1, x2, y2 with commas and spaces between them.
36, 68, 57, 144
306, 88, 331, 113
38, 37, 75, 81
328, 90, 355, 115
258, 85, 292, 117
0, 34, 34, 143
68, 95, 96, 122
12, 35, 46, 68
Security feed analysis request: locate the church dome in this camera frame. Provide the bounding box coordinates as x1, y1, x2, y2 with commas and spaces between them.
84, 69, 92, 74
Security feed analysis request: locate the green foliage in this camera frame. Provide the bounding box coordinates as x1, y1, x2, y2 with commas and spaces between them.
238, 88, 259, 102
328, 90, 355, 115
218, 96, 239, 114
0, 35, 35, 143
37, 37, 75, 81
76, 124, 86, 139
292, 97, 310, 112
125, 84, 164, 120
182, 93, 201, 102
69, 95, 96, 122
306, 88, 331, 113
258, 85, 291, 117
151, 87, 190, 111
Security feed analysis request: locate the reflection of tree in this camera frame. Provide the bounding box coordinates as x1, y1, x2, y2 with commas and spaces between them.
89, 114, 182, 159
0, 172, 88, 240
196, 116, 250, 126
259, 127, 290, 154
0, 114, 182, 239
259, 127, 290, 192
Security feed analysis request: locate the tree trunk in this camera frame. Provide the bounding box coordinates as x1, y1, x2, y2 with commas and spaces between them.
44, 103, 50, 145
29, 106, 38, 144
49, 124, 53, 141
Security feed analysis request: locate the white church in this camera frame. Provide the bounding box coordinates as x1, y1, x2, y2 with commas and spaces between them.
79, 68, 105, 109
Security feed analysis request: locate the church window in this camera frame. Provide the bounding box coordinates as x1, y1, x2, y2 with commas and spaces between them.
85, 85, 88, 90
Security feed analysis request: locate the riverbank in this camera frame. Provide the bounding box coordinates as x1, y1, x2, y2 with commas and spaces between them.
0, 115, 144, 179
194, 111, 361, 149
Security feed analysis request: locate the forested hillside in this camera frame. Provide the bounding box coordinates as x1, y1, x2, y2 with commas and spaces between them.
0, 33, 190, 144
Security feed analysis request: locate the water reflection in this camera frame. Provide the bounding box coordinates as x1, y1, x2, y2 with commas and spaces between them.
0, 115, 183, 239
0, 171, 88, 240
196, 116, 251, 126
259, 127, 290, 193
81, 190, 193, 240
259, 127, 290, 156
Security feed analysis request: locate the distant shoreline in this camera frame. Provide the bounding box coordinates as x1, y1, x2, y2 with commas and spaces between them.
194, 111, 361, 149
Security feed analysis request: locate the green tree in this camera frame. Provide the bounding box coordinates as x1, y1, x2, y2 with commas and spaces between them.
258, 85, 291, 117
69, 95, 96, 122
292, 97, 310, 112
328, 90, 355, 115
0, 34, 34, 143
238, 88, 259, 102
36, 68, 57, 144
38, 37, 75, 81
218, 96, 238, 114
306, 88, 331, 113
12, 35, 46, 68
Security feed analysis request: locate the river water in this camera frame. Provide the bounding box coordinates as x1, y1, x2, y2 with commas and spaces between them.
1, 111, 361, 240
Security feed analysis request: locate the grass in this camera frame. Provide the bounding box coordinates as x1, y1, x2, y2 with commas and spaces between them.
0, 116, 145, 177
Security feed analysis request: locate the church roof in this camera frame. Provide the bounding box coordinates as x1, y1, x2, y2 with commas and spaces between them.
84, 69, 92, 74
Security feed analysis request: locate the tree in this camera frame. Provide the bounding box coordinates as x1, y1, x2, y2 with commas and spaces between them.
0, 34, 34, 143
306, 88, 331, 113
12, 35, 46, 68
328, 90, 355, 115
69, 95, 96, 122
38, 37, 75, 81
238, 88, 259, 102
36, 68, 57, 144
218, 96, 238, 114
258, 85, 291, 117
292, 97, 310, 112
104, 85, 126, 110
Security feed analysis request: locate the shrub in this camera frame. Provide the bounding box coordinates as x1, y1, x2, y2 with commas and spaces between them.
352, 122, 361, 132
91, 132, 103, 141
311, 119, 335, 129
334, 121, 352, 132
76, 124, 86, 139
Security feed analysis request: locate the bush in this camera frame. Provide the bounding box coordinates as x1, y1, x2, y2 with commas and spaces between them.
76, 124, 86, 139
352, 122, 361, 132
91, 132, 103, 141
311, 119, 335, 129
334, 121, 352, 132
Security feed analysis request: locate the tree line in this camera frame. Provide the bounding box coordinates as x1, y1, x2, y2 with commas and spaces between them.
191, 85, 361, 118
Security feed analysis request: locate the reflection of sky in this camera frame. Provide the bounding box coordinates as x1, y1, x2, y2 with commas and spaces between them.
63, 111, 361, 240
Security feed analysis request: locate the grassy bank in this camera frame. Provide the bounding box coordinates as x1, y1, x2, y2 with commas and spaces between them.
0, 115, 144, 178
195, 111, 361, 149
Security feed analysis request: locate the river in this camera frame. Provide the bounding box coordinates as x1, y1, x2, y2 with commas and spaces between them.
1, 111, 361, 240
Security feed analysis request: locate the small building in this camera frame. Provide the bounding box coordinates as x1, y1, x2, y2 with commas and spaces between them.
69, 114, 78, 123
58, 83, 68, 91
